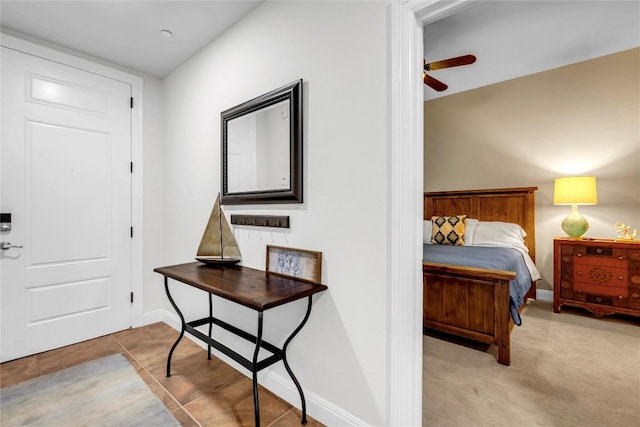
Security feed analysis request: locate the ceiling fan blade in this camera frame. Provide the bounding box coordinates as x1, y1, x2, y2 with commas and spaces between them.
425, 54, 476, 71
423, 73, 448, 91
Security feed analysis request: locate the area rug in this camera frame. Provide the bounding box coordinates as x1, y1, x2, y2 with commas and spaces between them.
0, 353, 179, 427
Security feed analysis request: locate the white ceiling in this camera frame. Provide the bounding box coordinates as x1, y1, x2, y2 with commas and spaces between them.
424, 1, 640, 100
0, 0, 263, 77
1, 1, 637, 88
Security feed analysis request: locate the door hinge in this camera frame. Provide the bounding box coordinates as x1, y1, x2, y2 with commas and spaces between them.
130, 292, 134, 303
130, 97, 133, 108
130, 226, 133, 238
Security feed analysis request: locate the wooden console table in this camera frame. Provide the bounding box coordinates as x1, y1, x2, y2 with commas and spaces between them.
154, 262, 327, 426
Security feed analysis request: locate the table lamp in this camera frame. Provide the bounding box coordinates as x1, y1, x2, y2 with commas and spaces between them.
553, 176, 597, 238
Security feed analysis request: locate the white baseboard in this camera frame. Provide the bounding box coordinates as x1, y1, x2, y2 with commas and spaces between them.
161, 310, 368, 427
142, 309, 165, 325
536, 289, 553, 302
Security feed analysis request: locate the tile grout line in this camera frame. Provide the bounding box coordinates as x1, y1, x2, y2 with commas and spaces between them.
111, 333, 203, 427
266, 408, 295, 426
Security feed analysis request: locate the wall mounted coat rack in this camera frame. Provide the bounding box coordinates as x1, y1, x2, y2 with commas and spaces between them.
230, 215, 290, 229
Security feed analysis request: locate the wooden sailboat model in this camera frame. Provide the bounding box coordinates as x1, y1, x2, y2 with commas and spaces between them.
195, 193, 241, 265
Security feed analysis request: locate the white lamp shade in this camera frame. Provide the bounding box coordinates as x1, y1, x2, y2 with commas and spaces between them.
553, 176, 598, 205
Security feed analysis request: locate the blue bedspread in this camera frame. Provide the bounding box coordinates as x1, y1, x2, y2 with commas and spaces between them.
422, 245, 532, 325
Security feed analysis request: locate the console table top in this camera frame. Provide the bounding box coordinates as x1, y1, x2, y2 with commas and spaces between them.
154, 262, 327, 311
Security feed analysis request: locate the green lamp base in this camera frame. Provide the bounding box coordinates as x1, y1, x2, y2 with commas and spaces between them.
562, 205, 589, 238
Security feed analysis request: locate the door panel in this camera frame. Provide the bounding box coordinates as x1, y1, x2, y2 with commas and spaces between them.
28, 122, 110, 265
28, 74, 110, 114
1, 47, 132, 362
26, 277, 111, 324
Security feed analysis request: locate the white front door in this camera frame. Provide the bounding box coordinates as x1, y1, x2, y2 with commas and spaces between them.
0, 47, 133, 362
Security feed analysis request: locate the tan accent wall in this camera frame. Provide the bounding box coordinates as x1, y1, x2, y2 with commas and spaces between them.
424, 48, 640, 292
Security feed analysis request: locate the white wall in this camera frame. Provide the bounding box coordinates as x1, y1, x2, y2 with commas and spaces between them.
162, 1, 390, 424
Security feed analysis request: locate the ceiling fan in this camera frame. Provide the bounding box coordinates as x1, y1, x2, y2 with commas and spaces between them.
423, 54, 476, 92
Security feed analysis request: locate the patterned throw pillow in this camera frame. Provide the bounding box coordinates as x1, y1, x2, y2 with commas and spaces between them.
431, 215, 467, 246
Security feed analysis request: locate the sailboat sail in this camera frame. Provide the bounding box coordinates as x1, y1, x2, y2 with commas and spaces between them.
197, 194, 241, 259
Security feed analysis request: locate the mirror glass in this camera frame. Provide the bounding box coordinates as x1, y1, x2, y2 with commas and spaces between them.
221, 80, 302, 204
226, 99, 290, 193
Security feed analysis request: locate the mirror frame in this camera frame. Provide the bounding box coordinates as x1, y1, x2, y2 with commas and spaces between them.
221, 79, 303, 205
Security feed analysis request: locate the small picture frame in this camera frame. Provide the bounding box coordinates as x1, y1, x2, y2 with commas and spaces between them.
266, 245, 322, 284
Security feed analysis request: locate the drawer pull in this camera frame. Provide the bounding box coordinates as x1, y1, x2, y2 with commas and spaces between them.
576, 253, 582, 257
618, 276, 624, 280
618, 256, 625, 260
618, 296, 624, 299
586, 247, 613, 256
577, 271, 582, 276
577, 290, 583, 294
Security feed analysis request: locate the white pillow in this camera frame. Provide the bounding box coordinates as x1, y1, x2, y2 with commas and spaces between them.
463, 218, 479, 245
423, 220, 432, 243
471, 221, 529, 252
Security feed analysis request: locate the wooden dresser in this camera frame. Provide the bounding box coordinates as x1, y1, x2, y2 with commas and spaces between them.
554, 238, 640, 317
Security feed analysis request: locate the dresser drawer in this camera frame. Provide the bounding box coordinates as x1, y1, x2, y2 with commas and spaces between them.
574, 282, 628, 298
573, 264, 628, 287
573, 253, 628, 268
561, 282, 628, 300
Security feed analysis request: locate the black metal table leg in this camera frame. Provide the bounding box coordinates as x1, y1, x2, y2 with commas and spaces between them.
208, 294, 213, 360
164, 277, 186, 378
281, 296, 313, 425
252, 312, 264, 427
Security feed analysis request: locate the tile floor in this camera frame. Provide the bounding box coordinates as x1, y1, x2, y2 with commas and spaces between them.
0, 322, 324, 427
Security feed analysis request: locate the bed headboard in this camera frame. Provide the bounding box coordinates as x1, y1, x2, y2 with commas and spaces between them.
424, 187, 538, 262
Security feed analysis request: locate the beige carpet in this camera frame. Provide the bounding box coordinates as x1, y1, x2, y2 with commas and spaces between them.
423, 300, 640, 427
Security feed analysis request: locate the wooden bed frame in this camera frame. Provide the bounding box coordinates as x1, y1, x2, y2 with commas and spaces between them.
423, 187, 538, 365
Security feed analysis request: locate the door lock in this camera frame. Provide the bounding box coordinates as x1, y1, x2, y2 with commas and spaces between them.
0, 213, 11, 232
1, 241, 23, 250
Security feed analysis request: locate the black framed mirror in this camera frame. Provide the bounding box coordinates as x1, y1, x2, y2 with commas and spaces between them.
221, 79, 303, 205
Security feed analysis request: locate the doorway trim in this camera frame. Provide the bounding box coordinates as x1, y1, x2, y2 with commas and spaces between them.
388, 1, 472, 425
1, 32, 145, 327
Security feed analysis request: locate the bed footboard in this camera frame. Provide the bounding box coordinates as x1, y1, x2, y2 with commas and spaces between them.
423, 262, 516, 365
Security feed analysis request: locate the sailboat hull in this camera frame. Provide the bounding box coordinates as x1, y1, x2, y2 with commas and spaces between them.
195, 256, 241, 266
